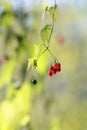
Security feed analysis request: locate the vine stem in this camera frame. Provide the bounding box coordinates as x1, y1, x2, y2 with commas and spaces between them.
37, 48, 48, 62
48, 48, 54, 57
48, 0, 56, 48
37, 0, 57, 63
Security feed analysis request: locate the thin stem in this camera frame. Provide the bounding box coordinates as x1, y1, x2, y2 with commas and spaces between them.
48, 22, 54, 48
48, 48, 54, 57
37, 0, 57, 63
48, 0, 56, 48
37, 48, 48, 61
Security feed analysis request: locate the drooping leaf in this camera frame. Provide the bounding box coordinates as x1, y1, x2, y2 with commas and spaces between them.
48, 4, 58, 20
27, 43, 41, 70
40, 24, 52, 43
42, 6, 49, 20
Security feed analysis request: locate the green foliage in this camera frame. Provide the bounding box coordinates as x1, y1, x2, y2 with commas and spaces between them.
49, 4, 58, 18
45, 4, 58, 20
28, 3, 58, 78
0, 0, 87, 130
40, 24, 52, 43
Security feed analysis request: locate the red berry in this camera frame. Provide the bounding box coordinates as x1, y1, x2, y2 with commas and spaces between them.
54, 63, 61, 71
48, 71, 53, 76
57, 67, 61, 72
50, 66, 55, 71
53, 69, 57, 74
48, 62, 61, 76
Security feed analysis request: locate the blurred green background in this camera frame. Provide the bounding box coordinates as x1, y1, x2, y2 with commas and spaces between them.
0, 0, 87, 130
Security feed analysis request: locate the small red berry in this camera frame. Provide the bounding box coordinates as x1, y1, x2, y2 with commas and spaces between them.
48, 71, 53, 76
48, 62, 61, 76
54, 63, 61, 71
50, 66, 55, 71
57, 67, 61, 72
52, 69, 57, 74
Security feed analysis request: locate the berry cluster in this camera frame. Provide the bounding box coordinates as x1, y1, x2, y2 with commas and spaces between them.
48, 62, 61, 76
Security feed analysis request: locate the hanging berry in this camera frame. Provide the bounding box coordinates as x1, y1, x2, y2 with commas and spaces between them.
48, 62, 61, 76
48, 70, 53, 76
54, 63, 61, 72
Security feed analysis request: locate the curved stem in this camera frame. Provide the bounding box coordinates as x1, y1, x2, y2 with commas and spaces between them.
37, 0, 57, 63
37, 48, 48, 62
47, 0, 56, 48
48, 48, 54, 57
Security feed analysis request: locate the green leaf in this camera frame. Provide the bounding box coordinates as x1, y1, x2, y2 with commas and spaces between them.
48, 4, 58, 20
27, 43, 41, 70
27, 58, 37, 71
49, 4, 57, 15
40, 24, 52, 43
